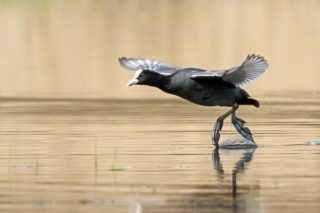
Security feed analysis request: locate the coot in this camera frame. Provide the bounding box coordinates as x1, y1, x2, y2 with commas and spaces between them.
119, 54, 268, 147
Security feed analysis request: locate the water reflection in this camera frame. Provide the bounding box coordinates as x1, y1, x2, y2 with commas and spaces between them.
212, 147, 258, 211
213, 147, 256, 175
0, 98, 319, 212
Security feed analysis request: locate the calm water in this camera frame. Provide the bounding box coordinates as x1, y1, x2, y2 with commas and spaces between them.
0, 94, 319, 213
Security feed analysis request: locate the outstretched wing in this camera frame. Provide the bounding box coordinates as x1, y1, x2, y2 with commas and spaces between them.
191, 54, 268, 87
119, 57, 181, 75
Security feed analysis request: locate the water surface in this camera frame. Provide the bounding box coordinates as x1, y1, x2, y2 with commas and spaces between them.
0, 94, 319, 212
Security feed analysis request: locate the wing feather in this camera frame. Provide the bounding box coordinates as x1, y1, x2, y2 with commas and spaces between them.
222, 54, 268, 86
191, 54, 268, 87
119, 57, 181, 75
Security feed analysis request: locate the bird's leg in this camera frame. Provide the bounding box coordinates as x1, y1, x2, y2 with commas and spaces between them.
212, 107, 235, 147
231, 104, 255, 143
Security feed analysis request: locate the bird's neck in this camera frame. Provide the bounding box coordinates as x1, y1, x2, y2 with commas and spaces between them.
147, 75, 171, 91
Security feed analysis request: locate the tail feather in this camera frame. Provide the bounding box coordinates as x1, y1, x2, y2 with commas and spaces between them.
239, 98, 260, 108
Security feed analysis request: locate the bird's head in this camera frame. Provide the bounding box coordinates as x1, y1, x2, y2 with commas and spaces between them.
127, 69, 164, 87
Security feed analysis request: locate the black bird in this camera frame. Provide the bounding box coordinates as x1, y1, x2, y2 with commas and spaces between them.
119, 55, 268, 147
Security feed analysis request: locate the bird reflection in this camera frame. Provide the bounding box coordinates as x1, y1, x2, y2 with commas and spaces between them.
212, 147, 256, 175
212, 146, 257, 210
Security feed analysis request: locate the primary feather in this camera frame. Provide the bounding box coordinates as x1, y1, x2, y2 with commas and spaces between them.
118, 57, 181, 75
191, 54, 268, 87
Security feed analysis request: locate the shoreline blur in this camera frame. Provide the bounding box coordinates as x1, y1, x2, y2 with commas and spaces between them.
0, 0, 319, 99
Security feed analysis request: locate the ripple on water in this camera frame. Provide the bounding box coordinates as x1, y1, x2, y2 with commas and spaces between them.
0, 94, 319, 213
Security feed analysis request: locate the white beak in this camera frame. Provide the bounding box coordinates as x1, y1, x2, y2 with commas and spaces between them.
127, 69, 143, 87
127, 78, 139, 87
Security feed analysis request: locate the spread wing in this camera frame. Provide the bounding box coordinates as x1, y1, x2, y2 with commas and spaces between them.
119, 57, 181, 75
191, 54, 268, 87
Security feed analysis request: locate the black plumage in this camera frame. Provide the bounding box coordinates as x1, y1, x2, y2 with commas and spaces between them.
119, 54, 268, 147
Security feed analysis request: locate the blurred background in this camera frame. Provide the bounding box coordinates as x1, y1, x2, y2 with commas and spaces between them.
0, 2, 319, 212
0, 0, 319, 99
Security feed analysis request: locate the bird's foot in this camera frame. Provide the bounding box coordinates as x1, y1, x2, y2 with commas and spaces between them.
231, 113, 255, 143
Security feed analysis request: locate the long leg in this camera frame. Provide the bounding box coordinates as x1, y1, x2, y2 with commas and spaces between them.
212, 107, 236, 147
231, 103, 255, 143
